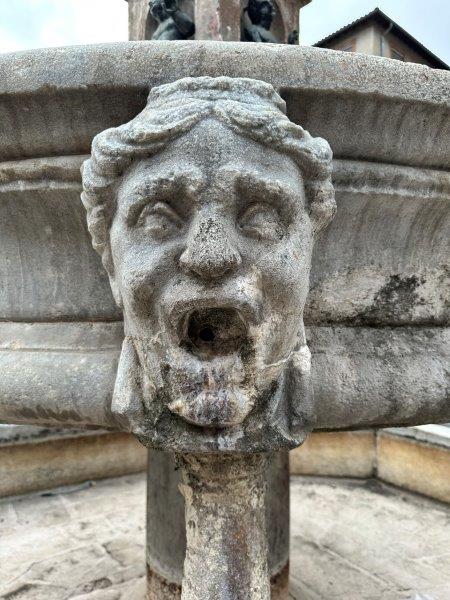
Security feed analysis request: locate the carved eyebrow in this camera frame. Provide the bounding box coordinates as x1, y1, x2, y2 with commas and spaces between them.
233, 171, 301, 209
123, 171, 204, 225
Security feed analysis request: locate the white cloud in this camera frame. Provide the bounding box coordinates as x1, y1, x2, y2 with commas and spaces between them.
0, 28, 23, 53
1, 0, 128, 53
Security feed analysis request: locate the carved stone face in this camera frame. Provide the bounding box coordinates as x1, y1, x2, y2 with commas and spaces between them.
108, 119, 313, 450
82, 77, 335, 452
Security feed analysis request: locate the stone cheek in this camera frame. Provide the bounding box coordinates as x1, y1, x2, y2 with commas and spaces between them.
81, 76, 335, 454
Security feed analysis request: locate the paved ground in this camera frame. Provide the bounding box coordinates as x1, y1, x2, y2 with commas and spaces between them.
289, 478, 450, 600
1, 474, 449, 599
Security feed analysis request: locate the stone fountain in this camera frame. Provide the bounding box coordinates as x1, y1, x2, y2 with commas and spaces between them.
0, 5, 449, 600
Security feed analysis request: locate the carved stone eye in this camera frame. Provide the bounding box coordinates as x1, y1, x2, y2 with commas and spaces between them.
238, 203, 283, 241
137, 201, 182, 238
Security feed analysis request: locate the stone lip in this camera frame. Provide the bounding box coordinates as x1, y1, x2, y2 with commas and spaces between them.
1, 41, 448, 102
0, 42, 449, 168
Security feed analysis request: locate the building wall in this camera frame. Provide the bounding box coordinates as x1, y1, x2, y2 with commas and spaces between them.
322, 23, 437, 68
378, 25, 433, 66
355, 24, 378, 55
321, 25, 376, 55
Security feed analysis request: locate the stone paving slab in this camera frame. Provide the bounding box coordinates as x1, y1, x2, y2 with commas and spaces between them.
0, 474, 449, 599
0, 476, 146, 599
290, 478, 450, 600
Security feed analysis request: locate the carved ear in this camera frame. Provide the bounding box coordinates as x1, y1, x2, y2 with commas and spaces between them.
102, 246, 123, 308
107, 273, 123, 309
306, 178, 336, 236
112, 337, 145, 432
286, 345, 316, 433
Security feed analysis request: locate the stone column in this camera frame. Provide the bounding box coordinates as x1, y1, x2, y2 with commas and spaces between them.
194, 0, 241, 41
126, 0, 150, 40
179, 453, 269, 599
146, 449, 290, 599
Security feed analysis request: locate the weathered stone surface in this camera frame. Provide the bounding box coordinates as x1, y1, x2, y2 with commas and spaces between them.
290, 477, 450, 599
79, 76, 334, 453
308, 161, 450, 326
2, 426, 448, 504
77, 75, 332, 599
0, 475, 147, 600
0, 46, 448, 395
0, 43, 448, 168
0, 40, 448, 600
1, 324, 448, 430
0, 323, 122, 428
1, 154, 448, 324
0, 431, 147, 498
309, 326, 449, 430
1, 473, 449, 599
0, 156, 119, 321
377, 429, 450, 504
290, 431, 376, 478
195, 0, 240, 41
179, 454, 270, 599
146, 450, 290, 589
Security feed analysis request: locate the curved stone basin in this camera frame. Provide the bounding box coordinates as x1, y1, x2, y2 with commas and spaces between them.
0, 42, 448, 430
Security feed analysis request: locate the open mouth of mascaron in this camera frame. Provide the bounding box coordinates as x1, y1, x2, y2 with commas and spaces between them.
180, 307, 248, 358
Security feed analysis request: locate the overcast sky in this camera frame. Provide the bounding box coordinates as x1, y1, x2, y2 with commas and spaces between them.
1, 0, 449, 64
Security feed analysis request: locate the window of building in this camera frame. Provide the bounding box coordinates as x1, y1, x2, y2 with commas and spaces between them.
336, 40, 356, 52
337, 39, 356, 52
391, 47, 405, 61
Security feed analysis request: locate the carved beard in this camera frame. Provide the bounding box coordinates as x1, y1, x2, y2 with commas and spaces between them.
163, 347, 256, 427
111, 335, 315, 453
111, 334, 258, 430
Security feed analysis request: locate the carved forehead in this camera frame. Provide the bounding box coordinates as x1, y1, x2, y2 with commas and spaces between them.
120, 119, 304, 191
81, 77, 335, 265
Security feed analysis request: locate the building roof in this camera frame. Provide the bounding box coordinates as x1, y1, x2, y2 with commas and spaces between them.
314, 7, 448, 70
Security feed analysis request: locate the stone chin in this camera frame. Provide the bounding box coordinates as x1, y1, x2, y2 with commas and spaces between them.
161, 299, 261, 429
165, 350, 255, 428
110, 330, 315, 454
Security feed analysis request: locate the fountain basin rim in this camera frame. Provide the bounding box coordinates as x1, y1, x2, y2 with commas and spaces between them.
0, 41, 448, 104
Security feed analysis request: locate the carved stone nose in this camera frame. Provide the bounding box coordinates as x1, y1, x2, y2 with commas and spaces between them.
180, 218, 242, 280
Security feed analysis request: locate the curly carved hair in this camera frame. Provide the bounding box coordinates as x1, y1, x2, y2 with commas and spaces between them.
81, 76, 335, 273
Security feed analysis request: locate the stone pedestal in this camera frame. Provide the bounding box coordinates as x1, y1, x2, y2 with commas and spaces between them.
195, 0, 241, 41
146, 450, 290, 599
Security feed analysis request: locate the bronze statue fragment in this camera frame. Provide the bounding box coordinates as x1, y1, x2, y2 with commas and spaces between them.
149, 0, 195, 40
242, 0, 278, 43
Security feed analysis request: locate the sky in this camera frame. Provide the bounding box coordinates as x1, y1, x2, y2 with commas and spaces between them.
0, 0, 449, 64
